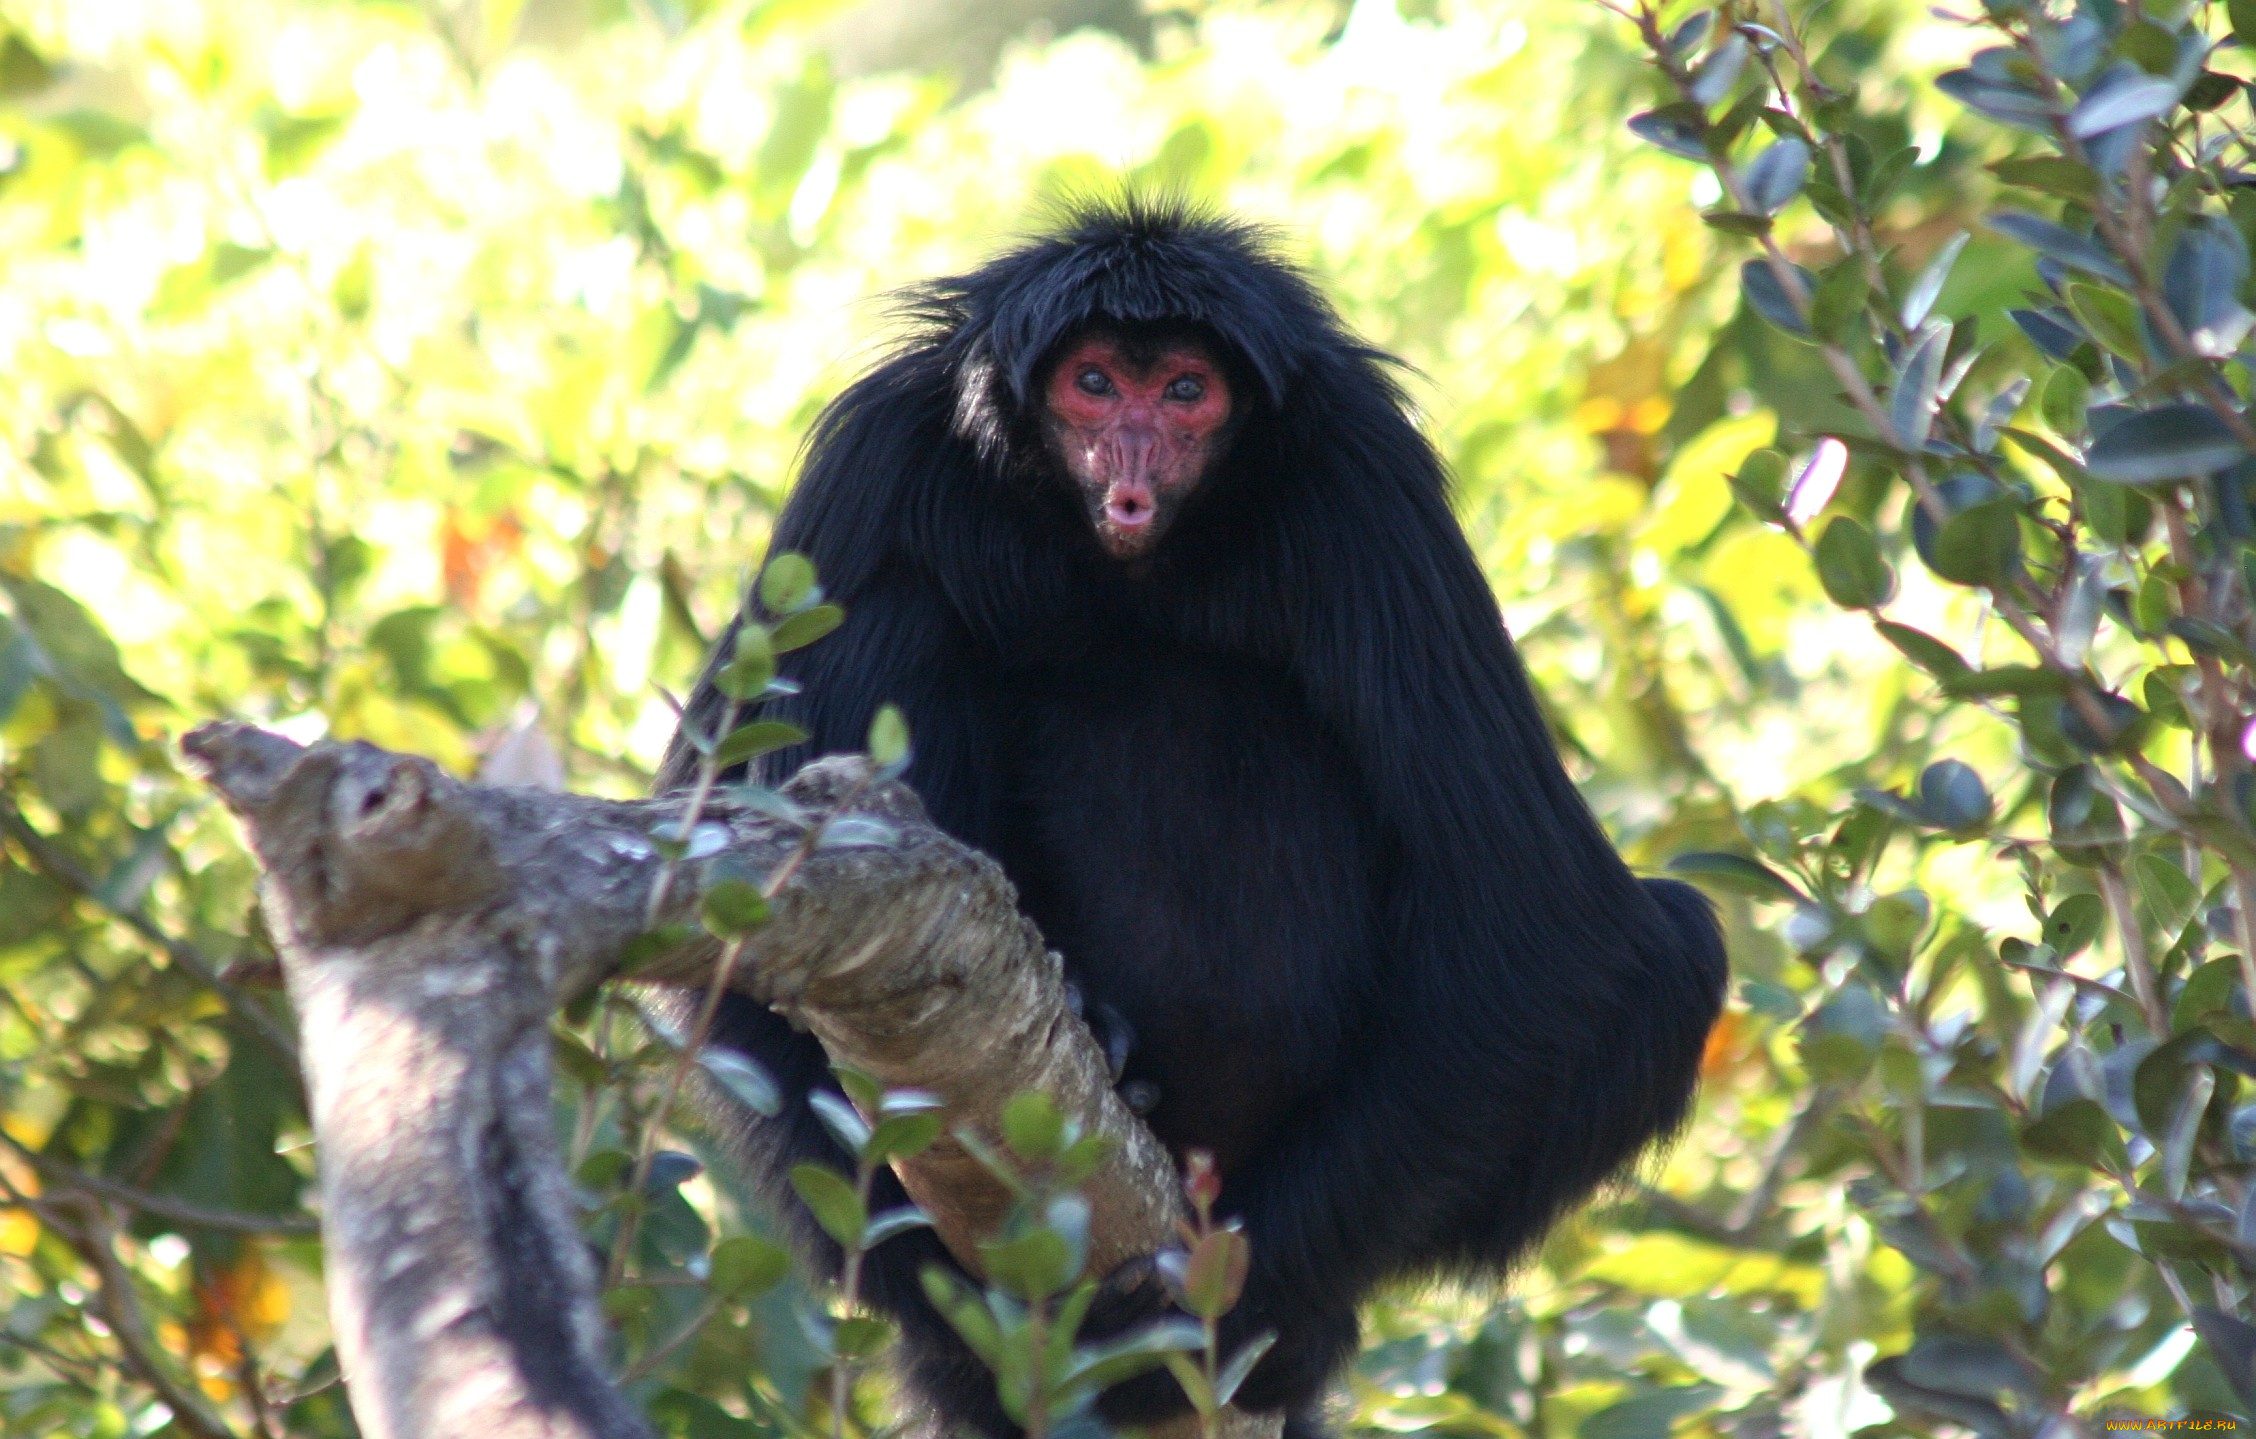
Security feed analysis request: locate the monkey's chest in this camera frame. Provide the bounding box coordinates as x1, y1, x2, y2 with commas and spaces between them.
992, 649, 1387, 1176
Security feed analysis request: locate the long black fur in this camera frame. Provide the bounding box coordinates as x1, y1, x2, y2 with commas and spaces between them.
659, 200, 1728, 1436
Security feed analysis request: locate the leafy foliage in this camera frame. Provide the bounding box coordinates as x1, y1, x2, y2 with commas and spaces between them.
20, 0, 2256, 1434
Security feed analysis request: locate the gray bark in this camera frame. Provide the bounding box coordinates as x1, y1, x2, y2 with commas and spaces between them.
182, 721, 1276, 1439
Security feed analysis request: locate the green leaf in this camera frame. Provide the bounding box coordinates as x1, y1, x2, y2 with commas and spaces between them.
2021, 1097, 2125, 1167
833, 1064, 883, 1112
1687, 34, 1747, 106
2231, 0, 2256, 50
2135, 852, 2200, 940
1801, 987, 1884, 1082
2085, 405, 2250, 484
1158, 1229, 1250, 1319
709, 1234, 790, 1299
1814, 516, 1895, 608
868, 1111, 944, 1163
2043, 893, 2105, 957
2067, 69, 2179, 139
1986, 212, 2130, 285
1987, 154, 2099, 202
1900, 231, 1968, 332
1889, 324, 1948, 446
862, 1206, 934, 1246
715, 624, 776, 700
759, 552, 817, 612
769, 603, 843, 652
1743, 138, 1810, 215
2064, 282, 2141, 359
2001, 426, 2089, 485
1002, 1091, 1067, 1161
699, 1048, 782, 1116
810, 1090, 872, 1155
713, 719, 808, 768
1876, 621, 1971, 682
700, 879, 770, 939
832, 1316, 894, 1359
1739, 979, 1803, 1020
869, 703, 911, 770
1701, 210, 1772, 237
1918, 760, 1992, 834
1665, 851, 1806, 903
1727, 448, 1788, 521
578, 1148, 632, 1189
1581, 1386, 1730, 1439
1627, 104, 1708, 160
1809, 258, 1869, 341
1740, 259, 1812, 337
2049, 768, 2128, 854
980, 1227, 1074, 1300
1067, 1321, 1204, 1398
618, 922, 699, 974
1927, 499, 2021, 586
1163, 1353, 1215, 1416
789, 1163, 867, 1247
1941, 664, 2062, 699
920, 1267, 1005, 1369
2039, 365, 2089, 437
2185, 72, 2240, 112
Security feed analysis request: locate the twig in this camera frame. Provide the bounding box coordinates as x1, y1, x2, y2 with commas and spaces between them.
1, 1131, 316, 1236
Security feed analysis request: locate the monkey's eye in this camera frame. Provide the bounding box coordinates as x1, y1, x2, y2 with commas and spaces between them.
1076, 368, 1115, 397
1165, 375, 1205, 403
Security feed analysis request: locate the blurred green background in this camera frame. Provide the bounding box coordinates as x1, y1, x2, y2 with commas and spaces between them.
2, 0, 2210, 1435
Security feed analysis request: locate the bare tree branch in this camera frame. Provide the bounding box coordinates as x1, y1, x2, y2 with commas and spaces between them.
181, 722, 1274, 1439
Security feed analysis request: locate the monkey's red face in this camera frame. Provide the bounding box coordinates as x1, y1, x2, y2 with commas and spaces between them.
1042, 335, 1234, 561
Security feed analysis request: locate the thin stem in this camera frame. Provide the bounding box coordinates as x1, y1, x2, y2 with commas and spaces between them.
0, 1132, 316, 1236
2097, 862, 2170, 1036
608, 763, 878, 1285
829, 1157, 882, 1439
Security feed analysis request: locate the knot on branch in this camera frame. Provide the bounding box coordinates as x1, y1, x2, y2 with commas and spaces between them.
778, 753, 932, 828
184, 722, 503, 946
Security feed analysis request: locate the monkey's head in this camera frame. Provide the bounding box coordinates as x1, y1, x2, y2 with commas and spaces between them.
1040, 326, 1234, 560
925, 198, 1365, 564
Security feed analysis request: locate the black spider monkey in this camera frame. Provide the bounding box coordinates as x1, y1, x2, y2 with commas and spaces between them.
659, 199, 1728, 1438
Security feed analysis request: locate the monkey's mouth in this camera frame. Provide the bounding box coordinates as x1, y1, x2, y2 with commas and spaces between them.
1087, 475, 1169, 558
1105, 492, 1154, 528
